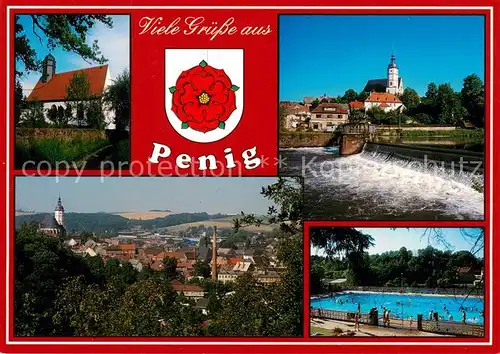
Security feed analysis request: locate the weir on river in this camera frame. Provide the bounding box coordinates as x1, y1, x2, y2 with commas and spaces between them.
338, 124, 484, 174
279, 143, 484, 220
362, 142, 484, 174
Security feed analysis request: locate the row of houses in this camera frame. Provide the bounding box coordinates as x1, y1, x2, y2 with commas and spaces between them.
282, 92, 405, 132
65, 237, 283, 285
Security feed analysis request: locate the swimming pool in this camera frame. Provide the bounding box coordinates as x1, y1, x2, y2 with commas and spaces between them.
311, 292, 484, 325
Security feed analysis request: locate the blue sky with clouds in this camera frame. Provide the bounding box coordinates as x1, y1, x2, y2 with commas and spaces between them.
280, 15, 485, 100
16, 15, 130, 96
15, 177, 277, 214
312, 228, 484, 257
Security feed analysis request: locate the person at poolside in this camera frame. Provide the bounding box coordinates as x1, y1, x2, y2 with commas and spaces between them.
354, 311, 360, 332
357, 303, 361, 313
386, 310, 391, 327
448, 314, 453, 321
428, 310, 433, 321
382, 309, 387, 327
461, 310, 466, 324
409, 315, 413, 330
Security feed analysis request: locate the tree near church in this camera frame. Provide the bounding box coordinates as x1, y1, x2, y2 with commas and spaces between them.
103, 70, 130, 131
343, 89, 358, 103
21, 100, 46, 127
349, 109, 365, 123
436, 83, 465, 125
401, 87, 420, 110
15, 15, 112, 78
310, 99, 320, 111
162, 257, 178, 279
65, 72, 91, 126
65, 72, 104, 128
310, 227, 375, 285
14, 80, 25, 126
193, 260, 211, 278
461, 74, 485, 127
425, 82, 438, 104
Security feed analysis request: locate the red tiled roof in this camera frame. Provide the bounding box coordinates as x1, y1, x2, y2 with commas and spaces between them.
365, 92, 401, 103
116, 255, 132, 262
310, 103, 348, 114
144, 247, 164, 255
227, 256, 244, 265
349, 101, 365, 109
172, 283, 204, 293
150, 260, 164, 271
177, 260, 196, 269
164, 252, 187, 260
27, 65, 108, 102
285, 104, 309, 115
119, 244, 136, 251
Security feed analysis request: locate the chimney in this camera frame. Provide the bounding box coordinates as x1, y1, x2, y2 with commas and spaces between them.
211, 226, 218, 281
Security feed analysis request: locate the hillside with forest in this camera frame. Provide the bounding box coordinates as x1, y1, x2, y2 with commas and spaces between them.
15, 212, 229, 235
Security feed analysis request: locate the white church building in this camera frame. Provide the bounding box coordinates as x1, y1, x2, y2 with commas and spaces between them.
26, 54, 116, 129
364, 53, 404, 96
38, 196, 66, 237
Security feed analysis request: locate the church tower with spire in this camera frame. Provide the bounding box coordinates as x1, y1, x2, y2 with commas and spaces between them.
386, 53, 403, 95
54, 195, 64, 227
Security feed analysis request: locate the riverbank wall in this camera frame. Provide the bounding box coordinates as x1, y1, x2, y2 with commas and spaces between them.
279, 132, 336, 147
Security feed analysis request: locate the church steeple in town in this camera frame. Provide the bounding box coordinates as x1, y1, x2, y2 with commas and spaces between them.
386, 52, 401, 95
54, 194, 64, 227
388, 52, 398, 69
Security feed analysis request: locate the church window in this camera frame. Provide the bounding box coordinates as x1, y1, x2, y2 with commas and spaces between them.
390, 82, 393, 86
316, 114, 321, 118
337, 115, 342, 119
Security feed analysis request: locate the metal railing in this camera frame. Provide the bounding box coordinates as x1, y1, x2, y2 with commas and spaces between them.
421, 319, 484, 337
340, 123, 376, 135
311, 308, 484, 337
311, 308, 371, 324
342, 286, 483, 296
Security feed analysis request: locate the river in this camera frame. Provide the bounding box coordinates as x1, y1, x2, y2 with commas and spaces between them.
279, 144, 484, 220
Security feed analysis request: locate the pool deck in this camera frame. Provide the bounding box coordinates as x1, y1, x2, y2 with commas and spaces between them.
312, 290, 483, 299
311, 318, 453, 337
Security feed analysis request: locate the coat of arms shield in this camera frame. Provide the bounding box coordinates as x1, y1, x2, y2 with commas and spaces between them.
165, 49, 244, 143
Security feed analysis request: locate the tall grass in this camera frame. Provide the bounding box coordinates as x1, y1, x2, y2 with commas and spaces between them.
15, 137, 110, 167
400, 129, 484, 138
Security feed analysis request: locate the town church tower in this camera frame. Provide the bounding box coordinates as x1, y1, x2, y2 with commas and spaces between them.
386, 53, 403, 95
54, 195, 64, 227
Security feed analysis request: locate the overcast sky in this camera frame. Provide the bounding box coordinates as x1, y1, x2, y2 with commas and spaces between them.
15, 177, 277, 214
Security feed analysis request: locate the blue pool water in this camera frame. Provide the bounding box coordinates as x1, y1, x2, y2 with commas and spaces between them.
311, 292, 484, 325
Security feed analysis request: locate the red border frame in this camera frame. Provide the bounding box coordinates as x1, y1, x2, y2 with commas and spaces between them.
1, 2, 497, 353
